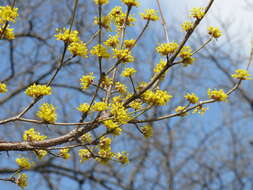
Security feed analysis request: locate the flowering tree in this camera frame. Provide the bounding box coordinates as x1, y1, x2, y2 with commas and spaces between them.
0, 0, 252, 189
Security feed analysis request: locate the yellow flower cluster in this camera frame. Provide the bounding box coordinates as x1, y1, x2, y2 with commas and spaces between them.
80, 73, 95, 90
178, 46, 195, 66
23, 128, 47, 141
109, 7, 136, 28
184, 93, 199, 104
231, 69, 252, 80
0, 26, 15, 40
35, 150, 48, 160
55, 28, 80, 44
25, 84, 51, 98
124, 39, 136, 49
16, 157, 32, 169
154, 59, 167, 74
103, 120, 122, 136
121, 0, 140, 7
104, 35, 119, 48
121, 67, 136, 77
0, 6, 18, 23
110, 102, 130, 124
77, 103, 90, 113
99, 137, 111, 150
181, 21, 193, 32
190, 7, 205, 20
115, 82, 128, 94
16, 173, 28, 189
59, 149, 71, 159
193, 105, 208, 115
113, 48, 134, 63
91, 101, 108, 112
142, 89, 173, 106
140, 9, 159, 21
97, 149, 114, 164
142, 125, 153, 138
80, 132, 92, 143
94, 15, 112, 31
0, 82, 7, 93
115, 152, 129, 164
208, 89, 228, 102
79, 149, 92, 163
129, 100, 142, 110
68, 41, 88, 58
175, 106, 188, 117
36, 103, 57, 123
156, 42, 179, 56
90, 44, 110, 58
94, 0, 109, 5
208, 26, 222, 39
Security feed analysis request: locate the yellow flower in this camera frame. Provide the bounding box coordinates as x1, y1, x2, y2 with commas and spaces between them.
96, 149, 114, 164
36, 103, 57, 123
121, 0, 140, 7
101, 76, 113, 87
0, 6, 18, 24
208, 89, 228, 102
80, 73, 95, 90
129, 100, 142, 110
184, 93, 199, 104
25, 84, 51, 98
94, 15, 111, 31
16, 173, 28, 189
156, 42, 179, 56
55, 28, 80, 44
121, 67, 136, 77
142, 125, 153, 138
94, 0, 109, 5
232, 69, 252, 80
140, 9, 159, 21
79, 149, 92, 163
91, 102, 108, 112
110, 102, 130, 124
153, 59, 167, 73
90, 44, 110, 59
208, 26, 222, 39
142, 89, 173, 106
181, 21, 193, 32
109, 6, 123, 19
77, 103, 90, 113
0, 27, 15, 40
175, 106, 188, 117
80, 133, 92, 143
113, 49, 134, 63
115, 82, 127, 94
190, 7, 205, 20
59, 149, 71, 159
193, 105, 208, 115
0, 82, 7, 93
23, 128, 47, 141
35, 150, 48, 160
68, 41, 88, 58
104, 35, 119, 48
103, 120, 122, 136
115, 152, 129, 164
16, 157, 32, 170
99, 137, 111, 150
113, 13, 136, 27
124, 39, 136, 49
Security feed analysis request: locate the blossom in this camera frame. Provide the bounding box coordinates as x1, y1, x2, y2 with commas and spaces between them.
156, 42, 179, 56
0, 82, 7, 93
59, 149, 71, 159
77, 103, 90, 113
94, 15, 111, 31
99, 137, 111, 150
115, 82, 127, 94
109, 6, 123, 19
0, 6, 19, 24
129, 100, 142, 110
121, 67, 136, 77
115, 152, 129, 164
94, 0, 109, 5
175, 106, 188, 117
113, 49, 134, 63
25, 84, 51, 98
113, 13, 136, 27
16, 173, 28, 189
55, 28, 80, 44
36, 103, 57, 123
91, 101, 108, 112
121, 0, 140, 7
80, 133, 92, 143
142, 89, 173, 106
142, 125, 153, 138
0, 27, 15, 40
103, 120, 122, 136
90, 44, 110, 58
35, 150, 48, 160
190, 7, 205, 20
96, 149, 114, 164
110, 102, 130, 124
79, 149, 92, 163
140, 9, 159, 21
16, 157, 32, 170
208, 26, 222, 38
154, 59, 167, 73
181, 21, 193, 32
231, 69, 252, 80
193, 105, 208, 115
124, 39, 136, 49
104, 35, 119, 48
184, 93, 199, 104
208, 89, 228, 102
68, 41, 88, 58
23, 128, 47, 141
80, 73, 95, 90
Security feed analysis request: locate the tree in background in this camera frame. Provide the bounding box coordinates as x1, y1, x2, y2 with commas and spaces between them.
0, 0, 252, 189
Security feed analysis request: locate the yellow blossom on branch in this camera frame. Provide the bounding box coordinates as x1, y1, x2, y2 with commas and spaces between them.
121, 0, 140, 7
208, 26, 222, 38
25, 84, 51, 98
115, 82, 128, 94
94, 0, 109, 5
142, 125, 153, 138
79, 149, 92, 163
113, 48, 134, 63
77, 103, 90, 113
115, 152, 129, 164
208, 89, 228, 102
231, 69, 252, 80
121, 67, 136, 77
91, 101, 108, 112
90, 44, 110, 58
124, 39, 136, 49
181, 21, 193, 32
0, 82, 7, 93
184, 93, 199, 104
80, 132, 92, 143
175, 106, 188, 117
99, 137, 112, 150
190, 7, 205, 20
94, 15, 111, 31
140, 9, 159, 21
36, 103, 57, 123
80, 73, 95, 90
103, 120, 122, 136
68, 41, 88, 58
35, 150, 48, 160
104, 35, 119, 48
23, 128, 47, 142
59, 149, 71, 159
0, 6, 19, 24
110, 102, 130, 124
16, 157, 32, 170
156, 42, 179, 56
16, 173, 28, 189
0, 27, 15, 40
55, 28, 80, 44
